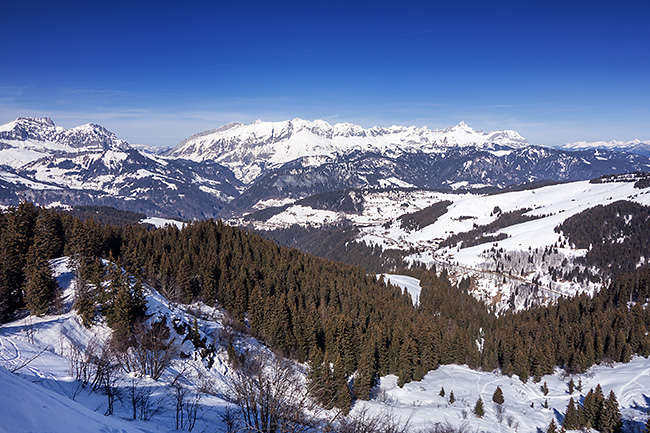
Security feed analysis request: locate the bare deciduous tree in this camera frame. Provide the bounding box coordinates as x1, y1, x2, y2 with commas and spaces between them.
226, 352, 327, 433
121, 318, 178, 380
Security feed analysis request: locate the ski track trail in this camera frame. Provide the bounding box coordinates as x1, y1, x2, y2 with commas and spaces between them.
0, 336, 20, 366
617, 364, 650, 408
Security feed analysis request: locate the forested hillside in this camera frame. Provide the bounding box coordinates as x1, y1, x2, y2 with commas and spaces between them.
1, 202, 650, 412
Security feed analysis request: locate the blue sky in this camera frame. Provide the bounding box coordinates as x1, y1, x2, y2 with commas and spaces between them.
1, 0, 648, 147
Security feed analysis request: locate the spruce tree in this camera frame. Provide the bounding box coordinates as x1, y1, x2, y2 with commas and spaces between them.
439, 387, 445, 397
546, 418, 558, 433
473, 396, 485, 418
492, 386, 504, 405
22, 243, 58, 316
542, 381, 549, 395
599, 390, 622, 433
449, 390, 455, 404
354, 339, 377, 400
333, 354, 351, 413
563, 397, 579, 430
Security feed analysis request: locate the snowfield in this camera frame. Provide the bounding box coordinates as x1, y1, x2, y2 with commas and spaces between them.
354, 357, 650, 433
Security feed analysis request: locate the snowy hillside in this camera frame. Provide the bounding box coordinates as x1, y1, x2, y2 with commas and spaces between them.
168, 119, 529, 184
245, 178, 650, 311
355, 356, 650, 433
1, 256, 649, 432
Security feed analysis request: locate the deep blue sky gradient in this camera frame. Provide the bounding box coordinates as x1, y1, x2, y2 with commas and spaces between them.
1, 0, 649, 146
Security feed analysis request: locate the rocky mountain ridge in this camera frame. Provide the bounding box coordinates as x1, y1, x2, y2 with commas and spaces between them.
1, 116, 650, 219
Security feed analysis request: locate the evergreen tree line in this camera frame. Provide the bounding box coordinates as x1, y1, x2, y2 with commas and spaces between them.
562, 385, 622, 433
2, 202, 650, 413
556, 200, 650, 277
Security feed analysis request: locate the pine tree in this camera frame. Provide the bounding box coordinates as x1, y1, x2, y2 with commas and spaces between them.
599, 390, 622, 433
354, 339, 377, 400
542, 381, 549, 395
439, 387, 445, 397
22, 242, 58, 316
473, 396, 485, 418
333, 354, 351, 413
563, 397, 579, 430
492, 386, 504, 405
449, 390, 455, 404
546, 418, 558, 433
583, 386, 605, 429
568, 378, 575, 394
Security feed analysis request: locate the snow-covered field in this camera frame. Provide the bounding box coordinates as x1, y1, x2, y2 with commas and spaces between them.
355, 357, 650, 433
141, 216, 186, 229
381, 274, 422, 306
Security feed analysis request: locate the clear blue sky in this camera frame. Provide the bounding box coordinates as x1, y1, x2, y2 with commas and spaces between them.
1, 0, 649, 147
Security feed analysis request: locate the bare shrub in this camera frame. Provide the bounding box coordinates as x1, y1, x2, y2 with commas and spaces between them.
68, 338, 100, 386
89, 340, 121, 415
418, 421, 472, 433
121, 318, 178, 380
226, 352, 323, 433
126, 377, 162, 421
338, 408, 410, 433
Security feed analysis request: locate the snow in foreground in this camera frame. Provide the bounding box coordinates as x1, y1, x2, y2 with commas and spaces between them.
354, 358, 650, 432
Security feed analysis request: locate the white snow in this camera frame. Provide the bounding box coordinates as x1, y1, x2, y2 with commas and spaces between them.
355, 357, 650, 433
380, 274, 422, 306
141, 216, 185, 229
169, 119, 529, 184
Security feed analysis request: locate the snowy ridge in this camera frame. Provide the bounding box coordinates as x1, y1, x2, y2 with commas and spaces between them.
560, 139, 650, 157
0, 117, 130, 169
168, 118, 529, 184
0, 117, 241, 219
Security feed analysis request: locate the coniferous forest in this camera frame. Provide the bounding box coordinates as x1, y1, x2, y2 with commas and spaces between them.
1, 202, 650, 411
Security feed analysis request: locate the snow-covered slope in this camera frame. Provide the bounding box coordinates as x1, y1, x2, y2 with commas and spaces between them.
1, 256, 649, 433
168, 119, 529, 184
355, 356, 650, 433
244, 177, 650, 311
0, 117, 240, 219
560, 139, 650, 157
0, 365, 151, 433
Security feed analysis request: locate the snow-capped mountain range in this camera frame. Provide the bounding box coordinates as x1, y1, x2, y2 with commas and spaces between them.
560, 139, 650, 157
168, 118, 530, 184
1, 116, 650, 219
0, 117, 239, 219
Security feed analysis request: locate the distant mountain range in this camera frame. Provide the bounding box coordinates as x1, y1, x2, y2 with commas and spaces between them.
559, 139, 650, 157
1, 116, 649, 219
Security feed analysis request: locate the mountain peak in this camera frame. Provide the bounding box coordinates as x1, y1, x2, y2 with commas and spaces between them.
168, 118, 533, 184
0, 117, 130, 152
16, 116, 55, 127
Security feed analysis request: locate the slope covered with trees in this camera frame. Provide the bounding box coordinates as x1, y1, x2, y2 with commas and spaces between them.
1, 202, 650, 412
